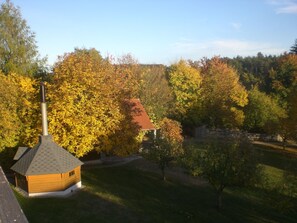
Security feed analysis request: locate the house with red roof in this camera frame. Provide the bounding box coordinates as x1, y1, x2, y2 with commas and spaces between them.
130, 98, 156, 131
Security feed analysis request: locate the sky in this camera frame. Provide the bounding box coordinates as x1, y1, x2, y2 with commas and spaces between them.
10, 0, 297, 65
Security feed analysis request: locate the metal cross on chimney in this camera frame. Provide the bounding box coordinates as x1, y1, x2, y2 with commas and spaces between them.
40, 82, 48, 136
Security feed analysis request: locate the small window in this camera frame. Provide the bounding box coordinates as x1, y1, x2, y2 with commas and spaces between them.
69, 170, 75, 177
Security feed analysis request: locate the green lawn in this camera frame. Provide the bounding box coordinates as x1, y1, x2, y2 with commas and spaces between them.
15, 157, 297, 223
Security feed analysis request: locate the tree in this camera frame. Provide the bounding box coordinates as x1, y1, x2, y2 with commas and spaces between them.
243, 87, 286, 133
184, 137, 261, 210
167, 60, 202, 125
290, 39, 297, 55
9, 73, 39, 146
0, 71, 20, 151
269, 54, 297, 103
275, 89, 297, 149
201, 57, 248, 128
0, 0, 45, 76
0, 72, 39, 150
147, 118, 184, 180
106, 100, 142, 156
139, 65, 174, 123
113, 54, 142, 98
223, 54, 278, 93
48, 48, 124, 157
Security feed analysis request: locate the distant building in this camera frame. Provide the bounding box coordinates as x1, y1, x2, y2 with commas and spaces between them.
129, 98, 156, 132
129, 99, 156, 151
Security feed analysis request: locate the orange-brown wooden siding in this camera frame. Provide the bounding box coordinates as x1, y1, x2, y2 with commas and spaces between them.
27, 166, 81, 193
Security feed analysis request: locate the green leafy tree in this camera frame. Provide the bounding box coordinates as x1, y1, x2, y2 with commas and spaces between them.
275, 90, 297, 149
244, 87, 286, 132
0, 0, 45, 76
147, 118, 184, 180
167, 60, 202, 125
184, 137, 261, 210
139, 65, 174, 123
201, 57, 248, 128
223, 54, 279, 93
269, 54, 297, 103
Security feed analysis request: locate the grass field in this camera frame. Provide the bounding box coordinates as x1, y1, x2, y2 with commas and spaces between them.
15, 147, 297, 223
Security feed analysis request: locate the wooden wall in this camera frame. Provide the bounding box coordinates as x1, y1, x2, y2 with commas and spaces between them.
25, 166, 81, 193
15, 173, 28, 192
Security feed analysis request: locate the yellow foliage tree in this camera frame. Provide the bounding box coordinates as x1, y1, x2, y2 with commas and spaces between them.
0, 72, 39, 151
10, 73, 39, 146
167, 60, 202, 124
48, 48, 124, 157
201, 57, 248, 128
0, 72, 20, 151
106, 100, 142, 156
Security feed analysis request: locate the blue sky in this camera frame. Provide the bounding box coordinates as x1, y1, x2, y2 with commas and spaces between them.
11, 0, 297, 65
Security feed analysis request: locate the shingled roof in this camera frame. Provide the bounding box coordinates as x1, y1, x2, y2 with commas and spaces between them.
0, 166, 28, 223
11, 135, 83, 176
130, 99, 156, 131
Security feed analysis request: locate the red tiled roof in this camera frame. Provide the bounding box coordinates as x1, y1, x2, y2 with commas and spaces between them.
130, 99, 156, 130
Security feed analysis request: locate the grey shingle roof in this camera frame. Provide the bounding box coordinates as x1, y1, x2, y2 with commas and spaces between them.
13, 147, 29, 161
0, 166, 28, 223
11, 135, 83, 176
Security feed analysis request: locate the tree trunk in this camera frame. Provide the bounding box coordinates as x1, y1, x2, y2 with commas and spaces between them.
282, 136, 287, 150
161, 166, 166, 181
216, 186, 224, 211
216, 192, 222, 211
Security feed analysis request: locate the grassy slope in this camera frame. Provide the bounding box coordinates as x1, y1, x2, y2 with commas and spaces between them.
16, 160, 297, 223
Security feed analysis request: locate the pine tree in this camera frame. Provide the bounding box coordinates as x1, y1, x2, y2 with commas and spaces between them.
290, 39, 297, 55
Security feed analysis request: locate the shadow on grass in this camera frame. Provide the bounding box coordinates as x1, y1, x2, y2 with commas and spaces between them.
254, 145, 297, 171
15, 187, 139, 223
16, 166, 297, 223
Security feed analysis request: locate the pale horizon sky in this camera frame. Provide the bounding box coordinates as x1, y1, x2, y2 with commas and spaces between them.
10, 0, 297, 65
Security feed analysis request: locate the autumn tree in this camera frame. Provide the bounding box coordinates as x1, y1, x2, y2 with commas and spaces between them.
113, 54, 142, 98
269, 54, 297, 103
48, 48, 124, 157
0, 72, 39, 149
167, 60, 202, 125
11, 74, 39, 146
0, 0, 45, 76
0, 72, 20, 151
146, 118, 183, 180
106, 100, 142, 156
224, 54, 278, 93
139, 65, 174, 123
184, 137, 261, 210
243, 87, 286, 133
201, 57, 248, 128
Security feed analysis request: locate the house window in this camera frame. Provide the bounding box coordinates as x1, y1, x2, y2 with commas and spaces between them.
69, 170, 75, 177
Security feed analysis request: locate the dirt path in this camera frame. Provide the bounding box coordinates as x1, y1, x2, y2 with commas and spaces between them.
253, 141, 297, 156
83, 156, 207, 187
127, 158, 207, 186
